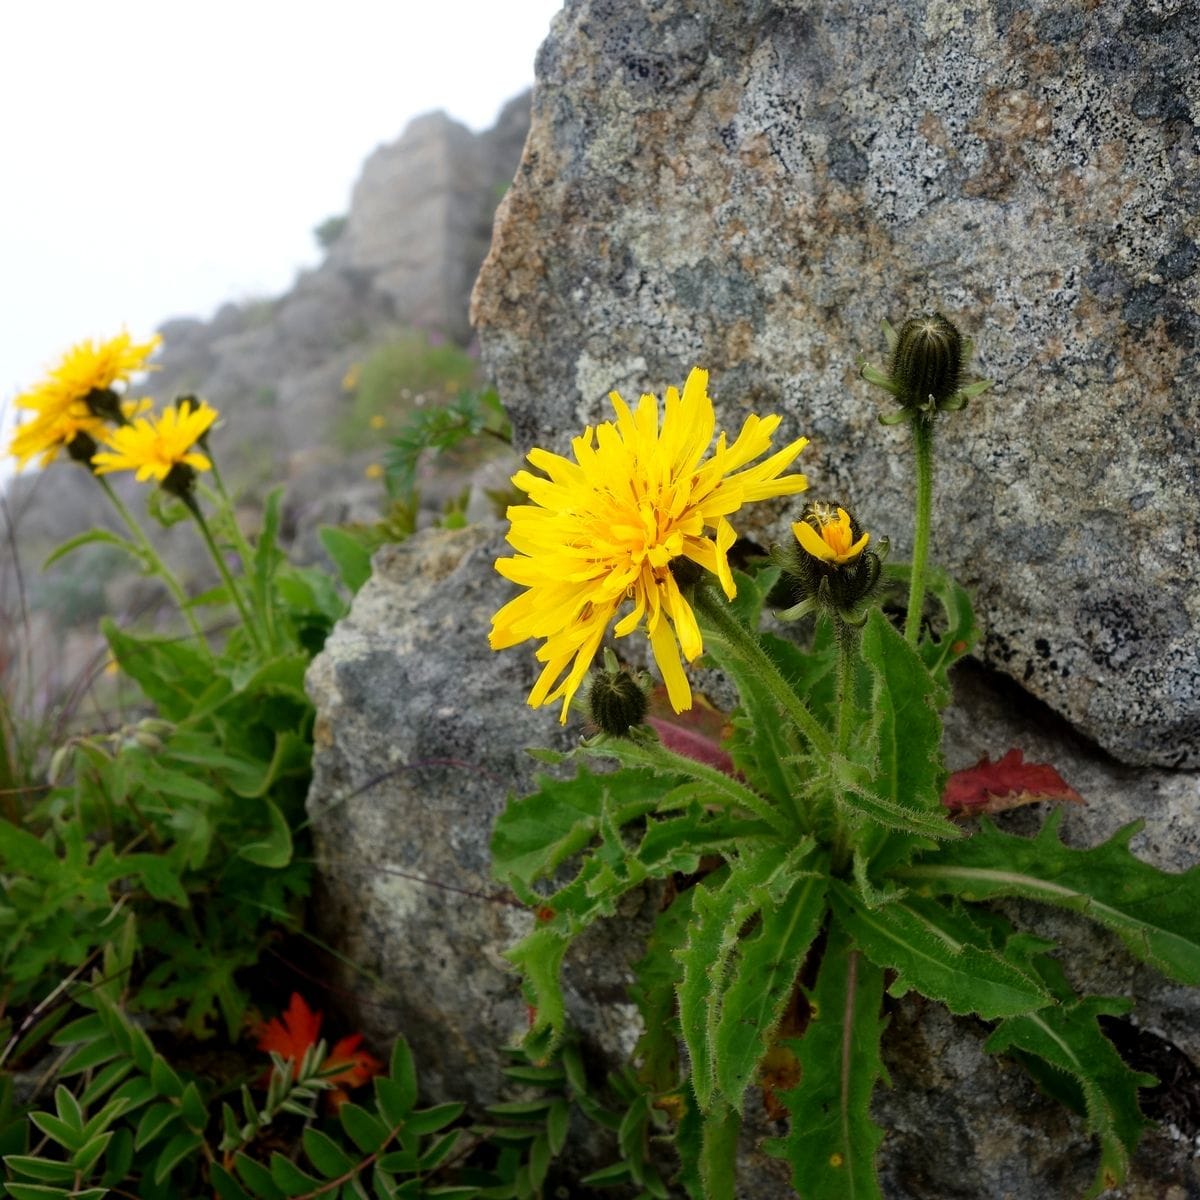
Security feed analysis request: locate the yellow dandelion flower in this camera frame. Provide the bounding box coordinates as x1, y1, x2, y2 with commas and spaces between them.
92, 400, 219, 484
489, 366, 809, 721
793, 503, 870, 565
365, 462, 384, 479
7, 402, 107, 470
368, 414, 387, 431
6, 332, 162, 469
341, 364, 361, 392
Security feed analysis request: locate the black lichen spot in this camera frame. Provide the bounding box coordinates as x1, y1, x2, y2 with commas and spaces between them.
1155, 238, 1199, 282
1035, 637, 1052, 659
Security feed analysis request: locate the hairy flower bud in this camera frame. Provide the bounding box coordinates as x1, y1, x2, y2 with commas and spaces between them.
587, 653, 650, 737
859, 311, 992, 424
890, 314, 963, 413
769, 502, 884, 622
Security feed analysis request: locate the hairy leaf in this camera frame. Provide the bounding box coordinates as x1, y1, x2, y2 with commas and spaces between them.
897, 809, 1200, 984
987, 996, 1154, 1198
765, 926, 888, 1200
831, 886, 1050, 1017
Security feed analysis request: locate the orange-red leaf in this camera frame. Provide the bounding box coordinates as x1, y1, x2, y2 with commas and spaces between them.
255, 992, 323, 1071
942, 749, 1084, 815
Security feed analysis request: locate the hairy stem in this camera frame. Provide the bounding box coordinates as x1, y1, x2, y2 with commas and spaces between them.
187, 501, 264, 653
904, 417, 935, 645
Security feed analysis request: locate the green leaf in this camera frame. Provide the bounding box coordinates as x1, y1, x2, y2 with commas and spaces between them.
102, 619, 211, 720
302, 1127, 356, 1177
235, 1151, 287, 1199
3, 1155, 78, 1182
319, 526, 374, 594
987, 996, 1154, 1198
897, 810, 1200, 984
764, 926, 888, 1200
135, 1101, 180, 1150
388, 1036, 418, 1112
404, 1102, 464, 1135
831, 886, 1051, 1017
211, 1161, 256, 1200
842, 609, 955, 844
713, 870, 828, 1107
339, 1102, 389, 1154
676, 842, 815, 1110
236, 797, 294, 869
269, 1151, 324, 1193
491, 765, 663, 895
43, 528, 144, 571
153, 1130, 203, 1184
71, 1130, 113, 1176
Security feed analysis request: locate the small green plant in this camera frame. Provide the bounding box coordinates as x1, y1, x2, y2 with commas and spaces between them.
314, 214, 348, 251
487, 329, 1196, 1199
339, 331, 481, 451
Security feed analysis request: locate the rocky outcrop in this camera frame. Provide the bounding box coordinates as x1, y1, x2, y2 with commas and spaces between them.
470, 1, 1199, 768
304, 523, 1200, 1198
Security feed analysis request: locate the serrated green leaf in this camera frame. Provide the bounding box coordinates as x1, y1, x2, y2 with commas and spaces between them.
677, 843, 814, 1111
832, 886, 1050, 1017
841, 609, 954, 844
714, 870, 828, 1107
102, 619, 211, 720
491, 766, 663, 894
303, 1127, 357, 1177
986, 996, 1155, 1198
764, 926, 888, 1200
896, 810, 1200, 984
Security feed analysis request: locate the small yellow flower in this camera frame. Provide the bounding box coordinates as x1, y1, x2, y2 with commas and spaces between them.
368, 414, 387, 431
341, 364, 361, 392
6, 333, 161, 469
92, 401, 219, 484
793, 504, 870, 565
364, 462, 384, 479
490, 367, 809, 721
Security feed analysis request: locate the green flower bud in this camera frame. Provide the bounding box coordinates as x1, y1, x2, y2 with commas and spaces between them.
859, 311, 993, 424
586, 651, 649, 737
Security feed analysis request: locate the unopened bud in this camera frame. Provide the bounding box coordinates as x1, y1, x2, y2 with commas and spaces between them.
586, 651, 649, 737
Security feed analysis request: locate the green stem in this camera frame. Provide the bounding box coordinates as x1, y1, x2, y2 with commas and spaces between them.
188, 502, 264, 653
834, 617, 858, 757
205, 467, 280, 652
97, 478, 210, 650
904, 417, 935, 645
700, 1106, 740, 1200
587, 735, 793, 836
693, 583, 834, 758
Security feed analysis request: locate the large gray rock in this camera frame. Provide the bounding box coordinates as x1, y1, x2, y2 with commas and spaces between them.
304, 524, 1200, 1198
471, 0, 1199, 768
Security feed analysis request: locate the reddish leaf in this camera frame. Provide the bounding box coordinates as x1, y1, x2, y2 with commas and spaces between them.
942, 748, 1084, 815
646, 686, 736, 776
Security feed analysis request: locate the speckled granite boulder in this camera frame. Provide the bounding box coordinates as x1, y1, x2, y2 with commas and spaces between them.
471, 0, 1200, 768
305, 524, 1200, 1198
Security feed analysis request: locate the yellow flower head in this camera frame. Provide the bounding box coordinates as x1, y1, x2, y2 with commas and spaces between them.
7, 402, 107, 470
92, 400, 219, 484
7, 332, 162, 469
365, 462, 384, 479
793, 504, 870, 565
489, 367, 809, 721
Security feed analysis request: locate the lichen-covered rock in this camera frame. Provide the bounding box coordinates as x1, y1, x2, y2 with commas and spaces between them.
305, 525, 1200, 1198
471, 0, 1200, 768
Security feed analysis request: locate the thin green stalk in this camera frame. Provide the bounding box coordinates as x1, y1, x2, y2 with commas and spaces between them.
207, 463, 280, 652
187, 502, 264, 653
904, 417, 934, 645
694, 583, 834, 758
97, 477, 210, 650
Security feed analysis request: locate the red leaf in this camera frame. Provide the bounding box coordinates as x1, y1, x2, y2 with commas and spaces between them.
646, 686, 736, 776
942, 748, 1084, 815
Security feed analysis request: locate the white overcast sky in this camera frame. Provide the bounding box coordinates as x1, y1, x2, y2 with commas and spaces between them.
0, 0, 562, 482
